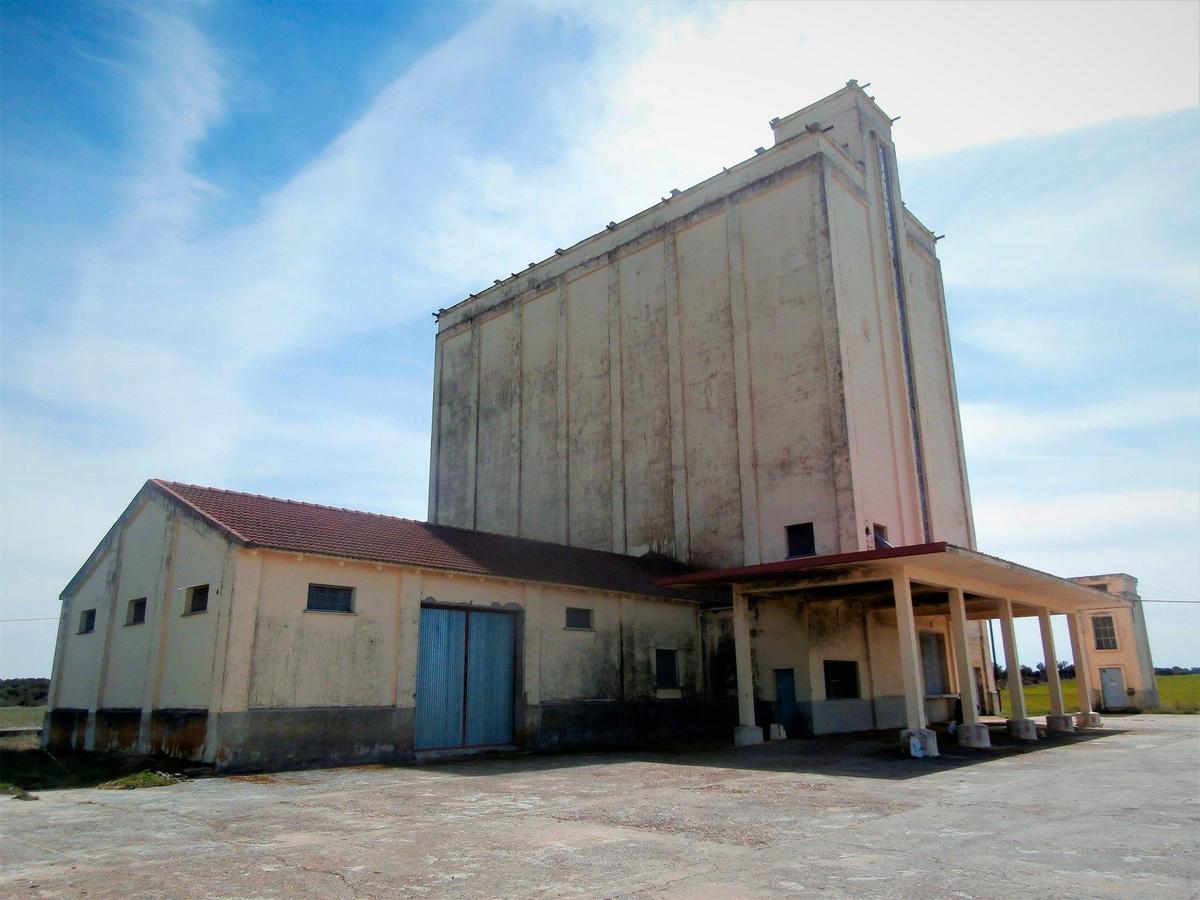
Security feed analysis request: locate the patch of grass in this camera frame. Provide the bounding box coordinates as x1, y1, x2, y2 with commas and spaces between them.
998, 679, 1081, 718
97, 770, 184, 790
0, 781, 38, 801
1157, 674, 1200, 713
0, 748, 191, 792
999, 675, 1200, 717
0, 705, 44, 728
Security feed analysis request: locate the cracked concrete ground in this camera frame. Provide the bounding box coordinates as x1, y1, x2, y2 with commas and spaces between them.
2, 715, 1197, 898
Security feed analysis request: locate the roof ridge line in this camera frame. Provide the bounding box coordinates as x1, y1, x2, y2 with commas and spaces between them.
150, 479, 255, 544
151, 479, 691, 569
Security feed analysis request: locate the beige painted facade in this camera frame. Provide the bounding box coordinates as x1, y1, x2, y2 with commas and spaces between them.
430, 82, 973, 568
1069, 574, 1158, 710
47, 486, 711, 769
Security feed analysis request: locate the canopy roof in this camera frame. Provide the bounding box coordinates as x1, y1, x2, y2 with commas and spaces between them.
657, 542, 1125, 617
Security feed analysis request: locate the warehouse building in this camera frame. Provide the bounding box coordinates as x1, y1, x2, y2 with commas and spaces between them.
46, 83, 1154, 768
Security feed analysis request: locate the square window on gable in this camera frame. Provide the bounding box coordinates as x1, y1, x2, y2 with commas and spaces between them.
307, 584, 354, 613
565, 607, 593, 630
185, 584, 209, 615
786, 522, 816, 558
126, 597, 147, 626
78, 609, 96, 634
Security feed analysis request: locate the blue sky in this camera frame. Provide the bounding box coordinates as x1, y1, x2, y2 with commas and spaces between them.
2, 1, 1197, 677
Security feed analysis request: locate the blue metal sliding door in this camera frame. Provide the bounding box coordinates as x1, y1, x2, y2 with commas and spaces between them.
415, 607, 466, 750
465, 611, 514, 747
414, 606, 514, 751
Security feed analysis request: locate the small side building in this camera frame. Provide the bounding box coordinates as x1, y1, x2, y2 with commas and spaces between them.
1069, 574, 1159, 711
46, 479, 728, 771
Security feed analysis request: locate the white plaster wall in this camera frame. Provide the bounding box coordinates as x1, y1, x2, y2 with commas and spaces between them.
518, 291, 563, 543
247, 555, 403, 708
156, 517, 230, 709
101, 500, 170, 708
740, 177, 842, 561
52, 554, 114, 710
902, 222, 974, 546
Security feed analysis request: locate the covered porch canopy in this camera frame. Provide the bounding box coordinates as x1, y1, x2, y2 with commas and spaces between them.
658, 542, 1129, 755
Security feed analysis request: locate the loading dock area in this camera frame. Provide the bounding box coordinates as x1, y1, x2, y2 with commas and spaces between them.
3, 715, 1197, 898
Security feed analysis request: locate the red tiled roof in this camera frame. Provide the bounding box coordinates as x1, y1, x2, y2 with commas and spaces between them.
151, 480, 721, 603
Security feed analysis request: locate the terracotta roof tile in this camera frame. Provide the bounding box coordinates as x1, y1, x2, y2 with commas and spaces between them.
151, 480, 722, 603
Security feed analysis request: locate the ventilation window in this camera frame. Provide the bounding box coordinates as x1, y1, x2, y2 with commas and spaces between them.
307, 584, 354, 613
565, 607, 593, 630
1092, 615, 1118, 650
873, 523, 892, 549
78, 609, 96, 634
655, 649, 680, 689
126, 598, 147, 626
185, 584, 209, 615
823, 659, 860, 700
786, 522, 816, 558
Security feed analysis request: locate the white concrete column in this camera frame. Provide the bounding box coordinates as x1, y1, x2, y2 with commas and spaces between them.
999, 598, 1037, 739
732, 588, 762, 747
892, 573, 926, 730
893, 572, 937, 756
1039, 609, 1074, 732
949, 588, 989, 747
1067, 612, 1102, 727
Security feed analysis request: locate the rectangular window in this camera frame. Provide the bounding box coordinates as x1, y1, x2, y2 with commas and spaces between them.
786, 522, 816, 558
126, 597, 147, 626
306, 584, 354, 613
655, 649, 680, 689
564, 607, 593, 630
824, 659, 860, 700
185, 584, 209, 615
78, 609, 96, 634
1093, 615, 1118, 650
873, 523, 892, 549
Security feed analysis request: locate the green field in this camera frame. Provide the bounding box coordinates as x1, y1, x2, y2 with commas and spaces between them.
999, 675, 1200, 717
0, 706, 45, 728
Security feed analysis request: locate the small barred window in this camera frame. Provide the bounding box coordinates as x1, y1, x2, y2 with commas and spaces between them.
307, 584, 354, 613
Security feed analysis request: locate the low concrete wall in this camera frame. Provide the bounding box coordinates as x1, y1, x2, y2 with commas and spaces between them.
212, 707, 415, 772
873, 696, 907, 730
536, 699, 735, 750
808, 699, 876, 735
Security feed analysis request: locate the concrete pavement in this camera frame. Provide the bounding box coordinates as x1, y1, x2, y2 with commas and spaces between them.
2, 715, 1197, 898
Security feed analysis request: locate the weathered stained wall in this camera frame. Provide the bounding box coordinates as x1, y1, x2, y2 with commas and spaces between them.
46, 489, 232, 755
708, 592, 996, 736
430, 84, 976, 569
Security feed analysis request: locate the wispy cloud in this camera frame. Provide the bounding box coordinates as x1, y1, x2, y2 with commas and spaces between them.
2, 1, 1198, 674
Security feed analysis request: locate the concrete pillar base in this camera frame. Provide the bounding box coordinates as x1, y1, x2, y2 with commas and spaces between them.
900, 728, 939, 758
1045, 714, 1076, 733
734, 725, 764, 748
1007, 718, 1038, 740
1076, 711, 1102, 728
768, 723, 787, 740
956, 722, 992, 748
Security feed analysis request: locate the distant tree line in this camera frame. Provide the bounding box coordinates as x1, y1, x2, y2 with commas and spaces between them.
993, 661, 1076, 685
0, 678, 49, 707
993, 664, 1199, 685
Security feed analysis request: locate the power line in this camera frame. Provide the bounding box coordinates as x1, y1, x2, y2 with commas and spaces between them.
0, 617, 58, 623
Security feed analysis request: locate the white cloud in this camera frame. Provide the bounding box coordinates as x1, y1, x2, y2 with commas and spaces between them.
961, 391, 1200, 458
3, 0, 1198, 675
